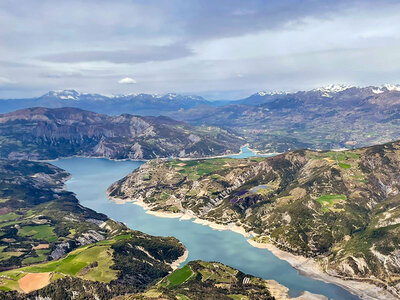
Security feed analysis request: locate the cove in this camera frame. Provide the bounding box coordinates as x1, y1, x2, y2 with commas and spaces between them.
53, 154, 359, 300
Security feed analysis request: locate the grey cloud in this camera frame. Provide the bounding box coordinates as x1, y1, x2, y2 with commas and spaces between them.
40, 71, 84, 79
0, 0, 400, 99
0, 60, 35, 68
38, 44, 193, 64
175, 0, 350, 40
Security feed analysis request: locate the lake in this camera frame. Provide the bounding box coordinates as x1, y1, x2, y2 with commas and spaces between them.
53, 151, 359, 300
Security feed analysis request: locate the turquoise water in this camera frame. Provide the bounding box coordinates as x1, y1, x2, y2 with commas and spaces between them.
53, 153, 359, 300
227, 145, 274, 158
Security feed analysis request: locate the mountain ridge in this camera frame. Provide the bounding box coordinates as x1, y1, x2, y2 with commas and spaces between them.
0, 107, 243, 160
107, 139, 400, 299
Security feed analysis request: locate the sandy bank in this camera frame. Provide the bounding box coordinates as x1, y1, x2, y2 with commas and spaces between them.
265, 279, 327, 300
247, 239, 397, 300
171, 249, 189, 270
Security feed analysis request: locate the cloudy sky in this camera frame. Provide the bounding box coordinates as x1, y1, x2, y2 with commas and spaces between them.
1, 0, 400, 99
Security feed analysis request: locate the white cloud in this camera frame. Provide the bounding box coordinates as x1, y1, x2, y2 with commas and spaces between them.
0, 77, 16, 84
118, 77, 137, 84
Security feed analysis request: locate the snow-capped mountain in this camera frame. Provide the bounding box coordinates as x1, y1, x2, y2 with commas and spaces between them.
40, 90, 206, 103
2, 84, 400, 116
255, 91, 288, 97
237, 84, 400, 105
370, 84, 400, 94
0, 90, 209, 115
311, 84, 354, 97
42, 89, 81, 100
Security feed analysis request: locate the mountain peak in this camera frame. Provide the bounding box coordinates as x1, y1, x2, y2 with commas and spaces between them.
255, 91, 287, 97
382, 84, 400, 92
43, 89, 81, 100
312, 84, 354, 97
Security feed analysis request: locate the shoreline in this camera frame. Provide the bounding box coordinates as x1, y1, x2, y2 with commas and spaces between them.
170, 249, 189, 270
110, 195, 398, 300
37, 144, 278, 164
265, 279, 328, 300
246, 240, 397, 300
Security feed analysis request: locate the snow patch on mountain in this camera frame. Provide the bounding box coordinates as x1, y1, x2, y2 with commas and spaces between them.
255, 91, 287, 97
45, 89, 81, 100
40, 90, 206, 103
371, 88, 384, 94
383, 84, 400, 92
312, 84, 354, 97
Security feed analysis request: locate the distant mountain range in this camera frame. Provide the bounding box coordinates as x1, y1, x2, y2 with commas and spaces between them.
0, 107, 242, 160
1, 84, 398, 116
0, 89, 211, 115
235, 84, 400, 106
173, 84, 400, 152
2, 84, 400, 153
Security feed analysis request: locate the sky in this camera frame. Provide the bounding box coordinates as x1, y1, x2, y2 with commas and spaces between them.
1, 0, 400, 99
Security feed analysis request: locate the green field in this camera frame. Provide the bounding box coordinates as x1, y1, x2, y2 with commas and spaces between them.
0, 242, 118, 291
0, 246, 24, 262
338, 162, 351, 169
22, 249, 50, 265
18, 225, 57, 242
315, 194, 347, 212
167, 265, 193, 287
320, 151, 360, 169
168, 158, 234, 179
0, 213, 19, 222
322, 151, 360, 162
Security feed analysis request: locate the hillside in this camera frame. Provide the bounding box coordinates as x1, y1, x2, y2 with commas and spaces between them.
0, 107, 243, 160
0, 158, 318, 300
0, 159, 186, 298
115, 261, 296, 300
108, 139, 400, 298
174, 85, 400, 152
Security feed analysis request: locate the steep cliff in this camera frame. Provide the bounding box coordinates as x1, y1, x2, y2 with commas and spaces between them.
0, 107, 243, 160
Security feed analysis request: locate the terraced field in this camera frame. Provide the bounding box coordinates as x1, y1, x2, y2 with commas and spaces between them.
0, 239, 118, 292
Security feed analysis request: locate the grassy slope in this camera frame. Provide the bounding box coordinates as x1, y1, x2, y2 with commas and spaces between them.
0, 158, 277, 300
115, 261, 275, 300
0, 159, 186, 299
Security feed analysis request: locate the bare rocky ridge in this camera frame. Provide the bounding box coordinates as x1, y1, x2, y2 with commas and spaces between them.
0, 107, 243, 160
4, 85, 400, 154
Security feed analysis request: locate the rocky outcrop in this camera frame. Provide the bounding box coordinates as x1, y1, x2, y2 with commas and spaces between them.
0, 107, 243, 160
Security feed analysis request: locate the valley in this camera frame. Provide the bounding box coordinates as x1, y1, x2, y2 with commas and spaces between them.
0, 155, 347, 299
2, 1, 400, 298
53, 155, 358, 300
